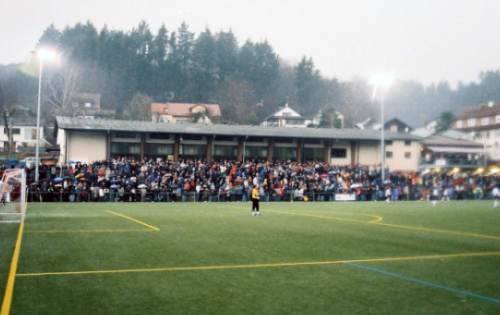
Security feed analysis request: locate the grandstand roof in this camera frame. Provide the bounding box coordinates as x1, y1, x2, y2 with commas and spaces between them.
55, 116, 421, 141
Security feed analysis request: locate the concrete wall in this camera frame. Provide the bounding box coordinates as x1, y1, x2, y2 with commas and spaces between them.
385, 140, 420, 171
330, 142, 351, 165
358, 142, 379, 166
67, 130, 107, 163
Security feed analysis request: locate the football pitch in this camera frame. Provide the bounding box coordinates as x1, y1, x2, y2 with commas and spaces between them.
1, 201, 500, 314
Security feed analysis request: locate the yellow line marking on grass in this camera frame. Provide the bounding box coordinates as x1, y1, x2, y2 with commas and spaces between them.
106, 210, 160, 232
269, 210, 500, 242
16, 251, 500, 278
375, 222, 500, 242
24, 228, 149, 234
268, 209, 380, 225
1, 221, 25, 315
369, 215, 383, 223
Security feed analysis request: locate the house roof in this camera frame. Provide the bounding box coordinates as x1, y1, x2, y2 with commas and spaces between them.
422, 135, 482, 148
151, 102, 222, 118
0, 115, 38, 127
55, 116, 421, 142
263, 103, 302, 121
384, 118, 413, 129
456, 102, 500, 120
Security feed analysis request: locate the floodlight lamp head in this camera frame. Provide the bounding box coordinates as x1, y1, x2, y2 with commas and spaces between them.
37, 47, 59, 62
369, 73, 395, 89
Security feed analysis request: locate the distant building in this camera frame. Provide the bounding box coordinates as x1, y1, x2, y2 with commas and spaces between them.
261, 103, 313, 128
0, 115, 47, 153
355, 118, 378, 130
411, 120, 438, 138
452, 101, 500, 161
151, 102, 221, 124
420, 133, 485, 170
69, 93, 115, 118
384, 118, 413, 133
355, 117, 411, 133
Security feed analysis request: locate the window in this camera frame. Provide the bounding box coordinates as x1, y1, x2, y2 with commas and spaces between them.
404, 152, 411, 159
304, 139, 322, 145
180, 144, 206, 156
31, 128, 37, 140
145, 144, 173, 156
214, 135, 234, 142
496, 115, 500, 124
386, 151, 393, 159
111, 143, 140, 155
331, 148, 347, 158
274, 147, 297, 161
404, 140, 411, 146
467, 118, 476, 127
456, 120, 463, 128
481, 117, 490, 126
245, 146, 267, 159
274, 137, 294, 143
180, 134, 203, 141
149, 133, 171, 140
303, 148, 324, 161
385, 140, 393, 146
114, 132, 137, 139
4, 128, 20, 135
246, 137, 265, 143
214, 145, 237, 158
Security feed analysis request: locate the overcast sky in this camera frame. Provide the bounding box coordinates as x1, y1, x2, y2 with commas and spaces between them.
1, 0, 499, 85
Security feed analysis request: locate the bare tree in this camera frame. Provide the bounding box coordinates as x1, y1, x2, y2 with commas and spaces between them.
44, 65, 80, 116
0, 80, 24, 157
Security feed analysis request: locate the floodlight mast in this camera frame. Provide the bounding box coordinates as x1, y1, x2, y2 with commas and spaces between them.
370, 74, 395, 183
35, 48, 58, 183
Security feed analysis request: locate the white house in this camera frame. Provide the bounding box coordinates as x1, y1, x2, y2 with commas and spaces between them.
0, 117, 46, 152
261, 103, 311, 128
453, 101, 500, 161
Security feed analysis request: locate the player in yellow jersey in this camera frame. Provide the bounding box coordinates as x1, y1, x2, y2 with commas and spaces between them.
251, 185, 261, 216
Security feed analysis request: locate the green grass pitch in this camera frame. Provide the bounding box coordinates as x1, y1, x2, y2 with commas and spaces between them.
2, 201, 500, 314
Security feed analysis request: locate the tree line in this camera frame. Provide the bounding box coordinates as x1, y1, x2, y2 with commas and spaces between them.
1, 21, 500, 128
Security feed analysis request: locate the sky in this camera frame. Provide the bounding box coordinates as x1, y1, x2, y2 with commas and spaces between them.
1, 0, 499, 85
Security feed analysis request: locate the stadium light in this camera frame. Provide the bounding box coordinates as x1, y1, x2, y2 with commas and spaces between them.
37, 48, 58, 62
370, 73, 395, 182
35, 47, 59, 183
370, 73, 395, 89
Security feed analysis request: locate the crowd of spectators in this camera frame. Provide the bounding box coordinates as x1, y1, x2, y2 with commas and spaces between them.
21, 157, 499, 202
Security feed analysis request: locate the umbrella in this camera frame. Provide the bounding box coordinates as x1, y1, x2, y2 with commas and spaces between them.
138, 184, 147, 189
350, 183, 363, 188
53, 177, 63, 183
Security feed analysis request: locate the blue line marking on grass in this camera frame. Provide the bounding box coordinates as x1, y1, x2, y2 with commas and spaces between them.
347, 263, 500, 306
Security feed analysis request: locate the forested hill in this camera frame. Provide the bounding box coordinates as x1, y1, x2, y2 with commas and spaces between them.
1, 21, 500, 127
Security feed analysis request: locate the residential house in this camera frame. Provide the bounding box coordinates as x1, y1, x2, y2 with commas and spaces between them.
420, 133, 485, 170
261, 103, 310, 128
0, 116, 47, 153
151, 102, 222, 124
69, 93, 115, 118
452, 102, 500, 161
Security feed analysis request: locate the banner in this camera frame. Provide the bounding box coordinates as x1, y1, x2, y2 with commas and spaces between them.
335, 193, 356, 201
